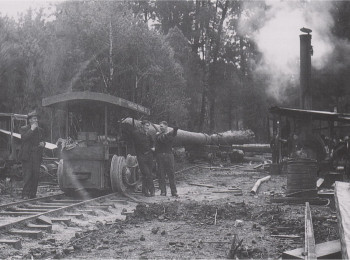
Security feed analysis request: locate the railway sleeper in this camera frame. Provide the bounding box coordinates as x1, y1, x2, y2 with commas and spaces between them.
37, 216, 52, 225
90, 203, 116, 208
27, 223, 52, 232
25, 205, 62, 209
50, 218, 71, 225
85, 205, 110, 211
51, 200, 83, 203
77, 209, 96, 215
13, 208, 48, 213
9, 229, 43, 239
0, 239, 22, 249
0, 212, 37, 216
63, 213, 84, 219
38, 202, 74, 206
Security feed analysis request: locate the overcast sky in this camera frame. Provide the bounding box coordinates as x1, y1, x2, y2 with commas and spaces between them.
0, 0, 57, 19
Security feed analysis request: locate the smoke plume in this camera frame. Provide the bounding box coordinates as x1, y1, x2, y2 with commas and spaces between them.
239, 1, 339, 102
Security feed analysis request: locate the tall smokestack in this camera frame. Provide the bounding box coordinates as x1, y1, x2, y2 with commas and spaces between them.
299, 27, 313, 109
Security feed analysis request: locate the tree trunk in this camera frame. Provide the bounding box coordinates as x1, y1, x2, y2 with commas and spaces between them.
198, 1, 211, 132
198, 49, 209, 132
209, 0, 229, 133
228, 100, 232, 130
192, 0, 201, 53
109, 19, 114, 93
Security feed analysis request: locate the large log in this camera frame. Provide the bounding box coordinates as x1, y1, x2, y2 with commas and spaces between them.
250, 175, 271, 195
334, 181, 350, 259
122, 118, 255, 147
232, 144, 271, 153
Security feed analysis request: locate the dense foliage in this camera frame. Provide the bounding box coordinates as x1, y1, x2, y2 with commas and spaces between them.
0, 1, 349, 142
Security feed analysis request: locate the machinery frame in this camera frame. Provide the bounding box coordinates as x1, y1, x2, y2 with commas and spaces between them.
42, 91, 150, 194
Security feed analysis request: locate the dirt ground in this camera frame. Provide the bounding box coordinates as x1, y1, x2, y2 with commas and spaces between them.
0, 160, 339, 259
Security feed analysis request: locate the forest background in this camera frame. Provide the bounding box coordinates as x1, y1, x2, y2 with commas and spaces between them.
1, 0, 350, 142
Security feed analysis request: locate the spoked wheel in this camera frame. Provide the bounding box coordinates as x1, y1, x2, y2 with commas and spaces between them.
110, 155, 128, 193
124, 154, 141, 187
110, 155, 142, 193
57, 159, 75, 195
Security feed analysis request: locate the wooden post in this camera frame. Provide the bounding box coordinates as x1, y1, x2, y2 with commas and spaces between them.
10, 116, 15, 160
50, 109, 53, 143
277, 117, 281, 163
305, 202, 316, 260
335, 181, 350, 259
105, 105, 108, 139
65, 109, 69, 138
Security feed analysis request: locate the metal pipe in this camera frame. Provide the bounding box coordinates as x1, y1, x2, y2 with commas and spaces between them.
300, 31, 312, 109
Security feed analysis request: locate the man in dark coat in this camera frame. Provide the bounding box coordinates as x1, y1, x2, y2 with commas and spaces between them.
155, 121, 178, 197
19, 111, 45, 199
128, 120, 155, 197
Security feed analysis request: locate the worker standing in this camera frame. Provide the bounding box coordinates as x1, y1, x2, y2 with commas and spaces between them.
129, 120, 155, 197
19, 111, 45, 199
155, 121, 179, 197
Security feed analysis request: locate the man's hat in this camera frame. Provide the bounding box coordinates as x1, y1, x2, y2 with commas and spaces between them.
27, 110, 39, 119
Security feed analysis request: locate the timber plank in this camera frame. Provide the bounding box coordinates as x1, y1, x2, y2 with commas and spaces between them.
63, 213, 84, 219
36, 216, 52, 225
305, 202, 316, 260
334, 181, 350, 259
12, 208, 47, 213
0, 239, 22, 249
27, 223, 52, 232
51, 218, 71, 224
51, 200, 83, 203
85, 205, 110, 210
77, 209, 96, 215
282, 240, 341, 259
0, 212, 37, 216
9, 229, 43, 239
270, 197, 329, 206
26, 205, 61, 209
38, 202, 73, 206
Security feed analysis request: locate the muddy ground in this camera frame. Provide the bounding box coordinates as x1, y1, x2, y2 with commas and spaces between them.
0, 160, 339, 259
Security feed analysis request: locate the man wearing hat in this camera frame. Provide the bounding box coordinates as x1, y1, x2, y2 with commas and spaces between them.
124, 120, 155, 197
155, 121, 179, 197
19, 110, 45, 199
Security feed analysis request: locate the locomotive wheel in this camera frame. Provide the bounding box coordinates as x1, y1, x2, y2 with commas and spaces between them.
124, 155, 140, 186
57, 159, 75, 195
110, 155, 128, 193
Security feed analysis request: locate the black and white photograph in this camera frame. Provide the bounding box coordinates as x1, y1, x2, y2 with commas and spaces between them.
0, 0, 349, 259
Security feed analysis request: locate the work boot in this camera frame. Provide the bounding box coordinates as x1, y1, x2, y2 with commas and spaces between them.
171, 193, 179, 198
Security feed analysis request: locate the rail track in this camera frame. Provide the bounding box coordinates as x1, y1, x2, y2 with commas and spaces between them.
0, 192, 133, 249
0, 164, 201, 250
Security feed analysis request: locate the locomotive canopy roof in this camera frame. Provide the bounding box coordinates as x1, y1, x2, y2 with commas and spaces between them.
0, 113, 27, 120
269, 106, 350, 123
42, 91, 150, 115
